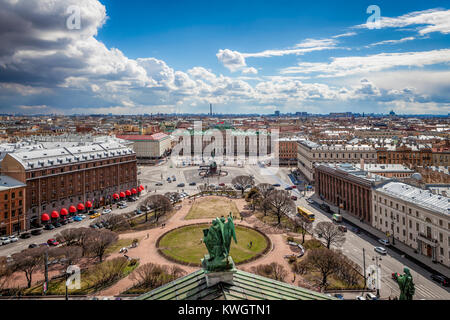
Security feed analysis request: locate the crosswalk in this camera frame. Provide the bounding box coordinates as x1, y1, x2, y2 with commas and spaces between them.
414, 283, 446, 299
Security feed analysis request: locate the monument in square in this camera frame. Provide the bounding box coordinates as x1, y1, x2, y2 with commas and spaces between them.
201, 214, 237, 285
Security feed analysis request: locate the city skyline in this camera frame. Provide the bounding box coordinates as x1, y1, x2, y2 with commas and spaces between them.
0, 0, 449, 115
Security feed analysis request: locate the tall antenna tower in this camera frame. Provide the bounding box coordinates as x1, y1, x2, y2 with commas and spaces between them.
210, 103, 212, 116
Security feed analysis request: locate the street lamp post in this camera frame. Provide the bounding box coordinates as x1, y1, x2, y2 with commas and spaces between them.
391, 222, 396, 245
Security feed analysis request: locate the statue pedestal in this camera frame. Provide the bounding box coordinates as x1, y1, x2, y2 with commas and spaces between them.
205, 269, 237, 287
202, 255, 237, 287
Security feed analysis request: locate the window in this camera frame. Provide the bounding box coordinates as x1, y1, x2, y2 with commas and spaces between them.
11, 192, 15, 199
4, 194, 7, 201
416, 223, 419, 231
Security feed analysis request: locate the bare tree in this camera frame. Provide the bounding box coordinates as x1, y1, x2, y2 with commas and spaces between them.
0, 257, 13, 290
256, 183, 274, 198
232, 175, 254, 196
250, 262, 287, 282
147, 194, 172, 223
164, 192, 180, 203
130, 263, 186, 289
11, 247, 47, 288
55, 228, 83, 246
245, 187, 260, 212
87, 229, 118, 262
301, 248, 341, 288
292, 216, 313, 244
266, 190, 295, 225
336, 252, 362, 287
101, 214, 130, 231
49, 246, 83, 268
314, 221, 346, 249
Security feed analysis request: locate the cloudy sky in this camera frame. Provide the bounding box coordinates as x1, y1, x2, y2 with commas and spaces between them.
0, 0, 449, 115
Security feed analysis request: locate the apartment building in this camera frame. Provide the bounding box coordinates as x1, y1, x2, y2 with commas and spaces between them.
297, 140, 377, 182
0, 175, 26, 236
1, 141, 137, 229
277, 137, 301, 166
372, 182, 450, 268
377, 145, 433, 167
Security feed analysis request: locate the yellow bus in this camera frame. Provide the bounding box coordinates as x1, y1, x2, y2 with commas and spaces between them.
297, 206, 315, 222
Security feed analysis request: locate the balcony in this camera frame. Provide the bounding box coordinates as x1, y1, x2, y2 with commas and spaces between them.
417, 233, 439, 247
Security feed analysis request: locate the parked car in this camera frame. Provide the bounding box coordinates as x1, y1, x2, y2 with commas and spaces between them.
356, 296, 366, 300
90, 224, 99, 229
78, 214, 86, 219
306, 198, 314, 204
285, 186, 293, 190
9, 235, 18, 242
167, 178, 172, 183
172, 175, 176, 181
219, 183, 225, 187
291, 196, 298, 200
44, 224, 55, 230
118, 204, 128, 209
96, 222, 104, 229
73, 216, 83, 222
90, 212, 101, 219
0, 237, 11, 245
60, 219, 68, 225
338, 225, 347, 232
67, 217, 74, 223
333, 294, 344, 300
88, 210, 98, 215
20, 232, 32, 239
102, 209, 112, 215
365, 293, 378, 300
134, 209, 142, 215
47, 239, 59, 246
378, 239, 390, 246
155, 182, 163, 186
177, 183, 185, 188
53, 222, 62, 228
28, 243, 38, 249
352, 227, 361, 234
272, 183, 281, 187
374, 247, 387, 255
291, 185, 297, 189
189, 182, 196, 186
430, 274, 449, 287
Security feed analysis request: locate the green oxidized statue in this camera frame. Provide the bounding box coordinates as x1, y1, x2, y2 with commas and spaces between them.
201, 213, 237, 272
394, 267, 415, 300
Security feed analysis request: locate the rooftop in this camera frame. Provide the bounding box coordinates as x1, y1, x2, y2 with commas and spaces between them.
0, 175, 26, 191
136, 269, 335, 300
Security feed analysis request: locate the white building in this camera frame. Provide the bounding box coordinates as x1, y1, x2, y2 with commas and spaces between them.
372, 182, 450, 268
297, 140, 377, 182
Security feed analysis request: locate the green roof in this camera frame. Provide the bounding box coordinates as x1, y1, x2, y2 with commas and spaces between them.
135, 269, 336, 300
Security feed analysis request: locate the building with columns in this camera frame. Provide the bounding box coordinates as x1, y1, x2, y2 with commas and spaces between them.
372, 182, 450, 268
315, 163, 387, 224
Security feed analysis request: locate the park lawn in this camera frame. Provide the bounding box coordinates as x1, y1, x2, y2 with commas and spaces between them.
159, 224, 268, 265
184, 197, 241, 220
23, 260, 139, 295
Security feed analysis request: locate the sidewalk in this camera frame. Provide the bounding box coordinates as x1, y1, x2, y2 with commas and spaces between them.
310, 194, 450, 278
